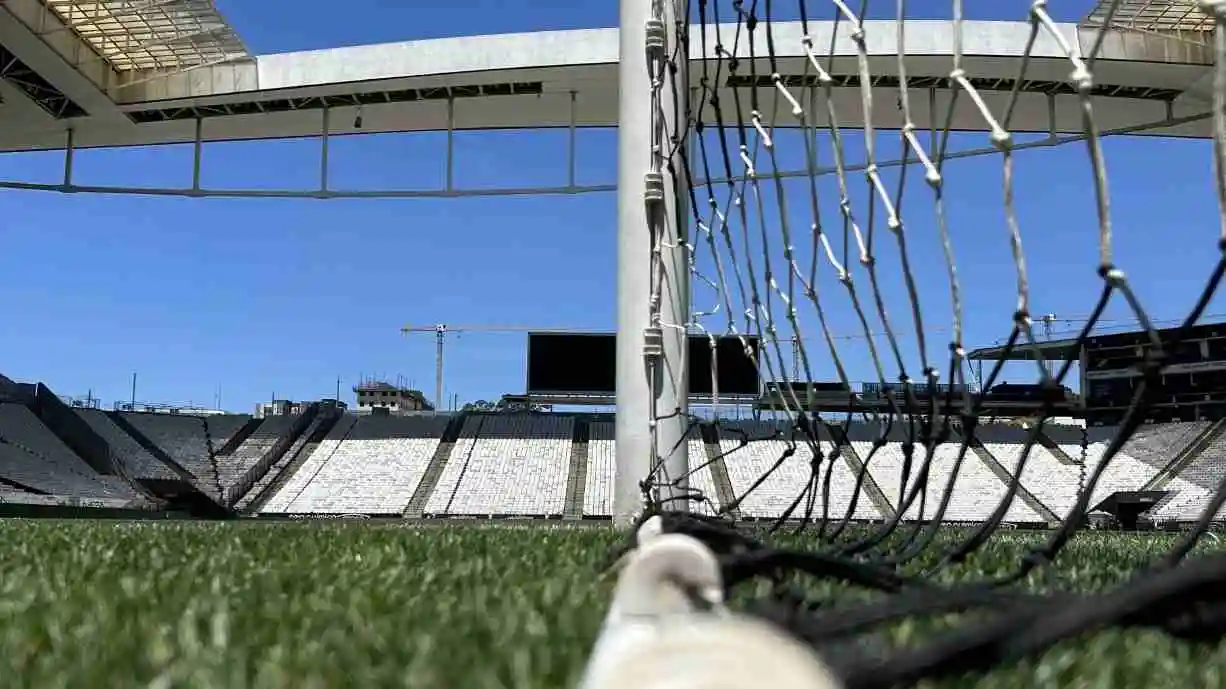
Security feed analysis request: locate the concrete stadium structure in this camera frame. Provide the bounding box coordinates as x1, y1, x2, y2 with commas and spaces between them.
0, 0, 1215, 197
0, 1, 1222, 526
1, 382, 1224, 527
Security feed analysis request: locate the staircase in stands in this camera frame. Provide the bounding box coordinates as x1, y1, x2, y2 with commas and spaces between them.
403, 414, 468, 518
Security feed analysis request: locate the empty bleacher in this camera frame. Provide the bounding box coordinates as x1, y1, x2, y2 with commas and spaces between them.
261, 415, 450, 515
0, 488, 64, 506
0, 403, 136, 501
1122, 422, 1212, 473
4, 399, 1225, 523
941, 429, 1044, 523
214, 414, 288, 493
718, 420, 881, 521
119, 412, 219, 494
584, 421, 615, 517
978, 424, 1082, 521
1078, 426, 1172, 507
1152, 427, 1226, 522
245, 414, 1223, 522
685, 428, 721, 515
844, 421, 1044, 523
77, 408, 178, 480
207, 415, 258, 456
427, 414, 573, 517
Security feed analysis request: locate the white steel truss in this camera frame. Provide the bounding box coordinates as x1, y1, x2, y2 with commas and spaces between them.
1082, 0, 1216, 44
37, 0, 249, 72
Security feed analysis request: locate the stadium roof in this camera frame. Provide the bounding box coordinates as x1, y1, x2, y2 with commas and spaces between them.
0, 12, 1213, 153
965, 338, 1081, 362
39, 0, 249, 72
1082, 0, 1215, 42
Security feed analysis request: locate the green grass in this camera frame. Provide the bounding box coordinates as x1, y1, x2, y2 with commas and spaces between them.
1, 520, 1225, 689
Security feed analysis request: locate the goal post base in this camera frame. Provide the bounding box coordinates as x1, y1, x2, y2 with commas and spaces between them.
578, 518, 843, 689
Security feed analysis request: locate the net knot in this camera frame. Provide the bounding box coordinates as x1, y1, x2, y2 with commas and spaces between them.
1098, 264, 1126, 287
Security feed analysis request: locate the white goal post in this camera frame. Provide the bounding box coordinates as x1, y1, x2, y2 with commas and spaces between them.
614, 0, 692, 527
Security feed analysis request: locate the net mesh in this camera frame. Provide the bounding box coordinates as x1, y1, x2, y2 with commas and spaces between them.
625, 0, 1226, 685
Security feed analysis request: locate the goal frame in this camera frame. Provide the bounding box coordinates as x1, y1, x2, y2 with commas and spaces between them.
614, 0, 692, 527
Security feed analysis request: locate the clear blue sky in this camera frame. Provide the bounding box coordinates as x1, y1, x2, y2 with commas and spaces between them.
0, 0, 1220, 412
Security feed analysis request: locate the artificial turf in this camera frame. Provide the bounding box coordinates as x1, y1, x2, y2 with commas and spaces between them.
1, 519, 1225, 689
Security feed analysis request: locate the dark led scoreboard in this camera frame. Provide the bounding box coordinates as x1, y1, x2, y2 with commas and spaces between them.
526, 332, 761, 396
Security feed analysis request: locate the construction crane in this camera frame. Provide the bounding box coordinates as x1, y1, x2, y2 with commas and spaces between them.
400, 324, 598, 412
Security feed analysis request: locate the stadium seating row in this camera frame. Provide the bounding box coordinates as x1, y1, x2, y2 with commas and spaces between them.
3, 402, 1226, 525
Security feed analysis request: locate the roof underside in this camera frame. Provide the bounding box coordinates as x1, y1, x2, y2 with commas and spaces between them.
39, 0, 249, 72
1083, 0, 1215, 42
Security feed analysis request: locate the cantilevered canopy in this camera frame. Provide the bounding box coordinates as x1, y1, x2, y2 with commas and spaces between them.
966, 338, 1082, 362
38, 0, 249, 72
1082, 0, 1215, 43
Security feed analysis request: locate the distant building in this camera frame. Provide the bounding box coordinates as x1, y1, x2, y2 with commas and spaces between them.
254, 398, 349, 418
254, 399, 305, 418
353, 381, 432, 414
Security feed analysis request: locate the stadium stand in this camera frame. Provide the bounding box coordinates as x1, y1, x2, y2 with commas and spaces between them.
0, 487, 63, 506
1080, 426, 1177, 506
118, 412, 220, 495
938, 430, 1045, 524
1127, 422, 1219, 475
561, 419, 590, 519
213, 414, 290, 494
28, 384, 117, 476
978, 423, 1083, 521
258, 415, 356, 513
0, 403, 137, 501
685, 429, 722, 515
402, 416, 465, 518
261, 414, 451, 515
230, 410, 333, 508
698, 424, 738, 512
718, 420, 882, 521
76, 408, 178, 480
961, 431, 1059, 523
208, 415, 258, 454
823, 423, 895, 516
6, 399, 1226, 522
584, 421, 615, 517
1151, 429, 1226, 522
428, 414, 574, 517
839, 420, 1029, 523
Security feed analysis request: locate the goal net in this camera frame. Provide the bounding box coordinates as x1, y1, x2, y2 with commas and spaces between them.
596, 0, 1226, 686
